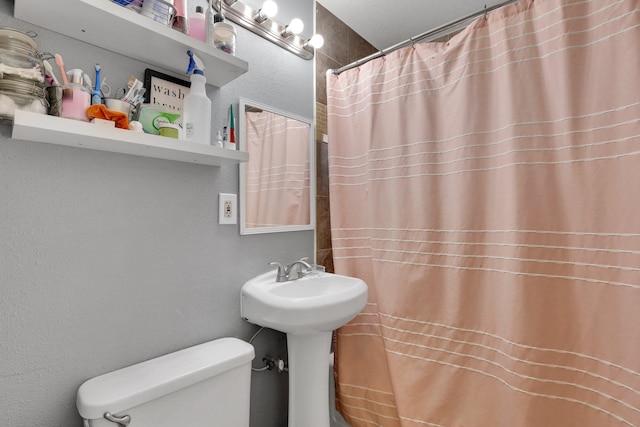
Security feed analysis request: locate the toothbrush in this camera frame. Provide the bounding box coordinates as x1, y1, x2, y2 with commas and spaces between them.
92, 63, 101, 105
43, 60, 60, 85
54, 54, 69, 85
228, 104, 236, 146
122, 77, 143, 102
126, 75, 137, 89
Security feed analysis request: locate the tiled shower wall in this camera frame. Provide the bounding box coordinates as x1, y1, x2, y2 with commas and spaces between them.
315, 4, 377, 272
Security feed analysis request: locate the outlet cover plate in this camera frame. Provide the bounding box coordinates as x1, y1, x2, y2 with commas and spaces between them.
219, 193, 237, 225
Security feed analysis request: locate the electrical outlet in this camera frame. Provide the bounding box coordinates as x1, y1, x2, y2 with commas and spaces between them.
219, 193, 237, 225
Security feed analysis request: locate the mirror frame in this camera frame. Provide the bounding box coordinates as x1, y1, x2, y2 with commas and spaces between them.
239, 98, 316, 235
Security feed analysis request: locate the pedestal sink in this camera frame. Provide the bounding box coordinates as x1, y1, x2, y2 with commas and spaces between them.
241, 269, 368, 427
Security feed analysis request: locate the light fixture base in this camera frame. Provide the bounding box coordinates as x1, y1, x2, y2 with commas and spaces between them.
213, 1, 314, 60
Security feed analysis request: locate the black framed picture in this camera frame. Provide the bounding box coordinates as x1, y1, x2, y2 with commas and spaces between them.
143, 69, 191, 113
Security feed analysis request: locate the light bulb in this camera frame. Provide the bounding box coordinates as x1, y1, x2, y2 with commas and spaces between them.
307, 34, 324, 49
261, 0, 278, 18
288, 18, 304, 35
281, 18, 304, 38
255, 0, 278, 23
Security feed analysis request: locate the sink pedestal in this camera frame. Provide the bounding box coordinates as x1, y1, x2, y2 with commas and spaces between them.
287, 331, 333, 427
240, 270, 368, 427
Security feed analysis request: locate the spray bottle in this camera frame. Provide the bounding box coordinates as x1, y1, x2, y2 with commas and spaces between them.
182, 50, 212, 145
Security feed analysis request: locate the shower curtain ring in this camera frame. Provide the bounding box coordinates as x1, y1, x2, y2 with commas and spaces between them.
484, 4, 488, 19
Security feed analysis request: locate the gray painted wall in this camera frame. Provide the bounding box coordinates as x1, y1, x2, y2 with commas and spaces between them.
0, 0, 314, 426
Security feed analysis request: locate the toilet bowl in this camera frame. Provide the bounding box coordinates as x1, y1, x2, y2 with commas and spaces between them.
77, 337, 254, 427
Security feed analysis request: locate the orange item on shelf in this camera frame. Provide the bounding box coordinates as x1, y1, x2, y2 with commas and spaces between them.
86, 104, 129, 129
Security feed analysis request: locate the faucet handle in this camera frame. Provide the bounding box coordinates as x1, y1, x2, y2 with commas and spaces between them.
269, 261, 287, 282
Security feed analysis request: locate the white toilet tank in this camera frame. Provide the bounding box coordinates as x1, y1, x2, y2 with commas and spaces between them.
77, 337, 254, 427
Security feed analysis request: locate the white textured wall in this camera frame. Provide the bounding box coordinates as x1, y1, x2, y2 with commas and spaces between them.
0, 0, 314, 426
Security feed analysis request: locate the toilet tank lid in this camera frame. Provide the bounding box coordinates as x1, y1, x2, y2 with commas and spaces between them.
76, 337, 255, 419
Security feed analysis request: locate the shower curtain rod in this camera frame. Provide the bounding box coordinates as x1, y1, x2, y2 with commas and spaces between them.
331, 0, 521, 75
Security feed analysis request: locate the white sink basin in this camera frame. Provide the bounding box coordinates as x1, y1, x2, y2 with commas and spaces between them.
241, 270, 368, 334
241, 268, 368, 426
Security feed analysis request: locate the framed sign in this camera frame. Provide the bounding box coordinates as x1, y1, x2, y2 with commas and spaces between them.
143, 69, 191, 113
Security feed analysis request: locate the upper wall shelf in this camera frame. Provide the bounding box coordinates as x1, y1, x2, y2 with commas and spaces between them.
14, 0, 249, 87
12, 111, 249, 166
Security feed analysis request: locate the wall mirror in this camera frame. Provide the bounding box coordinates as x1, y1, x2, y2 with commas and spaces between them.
239, 98, 315, 235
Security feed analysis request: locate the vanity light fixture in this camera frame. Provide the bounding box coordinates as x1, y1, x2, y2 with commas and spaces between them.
211, 0, 322, 60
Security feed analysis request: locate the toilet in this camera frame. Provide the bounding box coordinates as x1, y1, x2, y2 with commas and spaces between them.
76, 337, 254, 427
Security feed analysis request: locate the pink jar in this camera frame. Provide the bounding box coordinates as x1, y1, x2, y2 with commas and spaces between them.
61, 83, 91, 122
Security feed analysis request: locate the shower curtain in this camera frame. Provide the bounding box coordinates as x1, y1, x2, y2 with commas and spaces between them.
326, 0, 640, 426
244, 111, 310, 227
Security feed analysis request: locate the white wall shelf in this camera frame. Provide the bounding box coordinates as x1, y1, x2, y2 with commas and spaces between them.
12, 111, 249, 166
14, 0, 248, 87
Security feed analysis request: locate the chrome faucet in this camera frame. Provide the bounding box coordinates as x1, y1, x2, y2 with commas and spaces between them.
269, 257, 314, 282
285, 257, 313, 280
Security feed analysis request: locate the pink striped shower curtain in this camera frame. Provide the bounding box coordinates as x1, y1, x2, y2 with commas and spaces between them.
244, 111, 310, 228
327, 0, 640, 426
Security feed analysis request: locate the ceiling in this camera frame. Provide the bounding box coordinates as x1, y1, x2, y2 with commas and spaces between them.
317, 0, 511, 51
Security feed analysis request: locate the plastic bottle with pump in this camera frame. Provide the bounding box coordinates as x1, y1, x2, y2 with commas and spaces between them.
182, 51, 211, 145
62, 69, 91, 122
